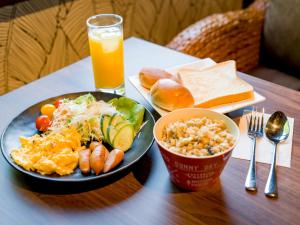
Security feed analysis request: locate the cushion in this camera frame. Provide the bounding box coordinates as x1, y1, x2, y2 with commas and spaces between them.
249, 66, 300, 91
263, 0, 300, 73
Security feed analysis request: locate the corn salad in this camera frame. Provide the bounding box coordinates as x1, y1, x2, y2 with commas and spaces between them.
161, 117, 235, 157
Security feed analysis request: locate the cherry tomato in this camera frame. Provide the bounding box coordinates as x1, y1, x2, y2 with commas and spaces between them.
41, 104, 56, 118
54, 100, 62, 108
36, 115, 51, 132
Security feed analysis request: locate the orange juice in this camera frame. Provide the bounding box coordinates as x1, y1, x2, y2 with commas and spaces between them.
88, 29, 124, 89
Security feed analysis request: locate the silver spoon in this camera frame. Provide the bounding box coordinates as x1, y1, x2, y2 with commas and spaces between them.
265, 111, 290, 198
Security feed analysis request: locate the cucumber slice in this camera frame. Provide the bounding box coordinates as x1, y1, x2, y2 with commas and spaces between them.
107, 121, 131, 145
114, 121, 131, 130
107, 125, 117, 146
100, 114, 111, 141
110, 113, 125, 127
112, 124, 134, 151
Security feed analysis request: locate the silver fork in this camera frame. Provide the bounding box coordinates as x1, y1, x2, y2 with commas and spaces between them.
245, 107, 264, 191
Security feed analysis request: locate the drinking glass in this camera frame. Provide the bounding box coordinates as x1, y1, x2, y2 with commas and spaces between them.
87, 14, 124, 95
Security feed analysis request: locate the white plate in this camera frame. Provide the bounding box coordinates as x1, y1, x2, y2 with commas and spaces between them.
129, 59, 266, 116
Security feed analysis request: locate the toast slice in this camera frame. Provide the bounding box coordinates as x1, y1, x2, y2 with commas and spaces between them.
178, 60, 254, 108
172, 58, 216, 74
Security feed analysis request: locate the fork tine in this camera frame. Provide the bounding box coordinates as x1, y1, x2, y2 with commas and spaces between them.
248, 112, 253, 133
257, 113, 261, 132
257, 108, 261, 132
260, 108, 264, 133
253, 107, 257, 132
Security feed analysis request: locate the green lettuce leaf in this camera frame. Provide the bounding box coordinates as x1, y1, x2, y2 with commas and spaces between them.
109, 97, 145, 132
74, 93, 96, 105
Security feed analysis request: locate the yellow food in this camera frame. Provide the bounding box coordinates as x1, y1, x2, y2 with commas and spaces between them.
11, 127, 81, 176
41, 104, 56, 118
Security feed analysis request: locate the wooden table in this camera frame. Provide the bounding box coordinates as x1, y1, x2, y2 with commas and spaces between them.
0, 37, 299, 225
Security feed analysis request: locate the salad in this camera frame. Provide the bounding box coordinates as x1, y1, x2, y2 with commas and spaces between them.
11, 94, 145, 176
38, 93, 145, 150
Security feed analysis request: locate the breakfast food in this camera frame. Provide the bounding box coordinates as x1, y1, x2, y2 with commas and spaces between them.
103, 149, 125, 173
79, 147, 91, 174
10, 94, 145, 176
89, 141, 101, 151
161, 117, 235, 157
90, 144, 107, 175
150, 78, 194, 111
178, 60, 254, 108
139, 67, 177, 89
172, 58, 216, 74
153, 108, 239, 190
135, 60, 255, 112
10, 127, 81, 175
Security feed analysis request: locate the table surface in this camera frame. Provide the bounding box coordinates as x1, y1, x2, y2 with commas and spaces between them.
0, 37, 300, 225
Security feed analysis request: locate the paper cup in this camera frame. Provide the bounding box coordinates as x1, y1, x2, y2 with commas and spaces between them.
154, 108, 239, 191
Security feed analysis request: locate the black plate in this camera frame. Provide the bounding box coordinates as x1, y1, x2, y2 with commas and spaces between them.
0, 92, 155, 182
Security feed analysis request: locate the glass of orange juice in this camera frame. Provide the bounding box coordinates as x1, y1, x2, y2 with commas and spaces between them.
87, 14, 124, 95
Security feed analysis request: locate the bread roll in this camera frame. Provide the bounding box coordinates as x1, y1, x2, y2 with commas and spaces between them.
150, 79, 194, 111
139, 67, 177, 89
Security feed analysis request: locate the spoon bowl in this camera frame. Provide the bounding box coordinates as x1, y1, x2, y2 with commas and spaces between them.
264, 111, 290, 198
265, 111, 289, 144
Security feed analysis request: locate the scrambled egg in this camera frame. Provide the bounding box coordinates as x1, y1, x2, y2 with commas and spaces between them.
11, 127, 81, 176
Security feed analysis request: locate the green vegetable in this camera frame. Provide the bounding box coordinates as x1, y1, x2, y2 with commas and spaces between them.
112, 124, 135, 151
109, 97, 145, 132
107, 121, 131, 145
100, 114, 111, 141
109, 113, 125, 127
74, 93, 96, 105
108, 98, 118, 106
59, 98, 70, 104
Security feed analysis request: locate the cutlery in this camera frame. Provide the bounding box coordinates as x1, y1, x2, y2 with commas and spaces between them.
245, 108, 264, 191
264, 111, 290, 198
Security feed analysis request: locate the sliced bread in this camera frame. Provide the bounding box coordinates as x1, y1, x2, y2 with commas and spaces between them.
178, 60, 254, 108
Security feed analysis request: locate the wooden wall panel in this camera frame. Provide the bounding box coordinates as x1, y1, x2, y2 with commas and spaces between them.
4, 0, 94, 93
7, 0, 60, 91
0, 0, 242, 95
61, 0, 93, 58
0, 5, 14, 94
93, 0, 134, 38
130, 0, 242, 44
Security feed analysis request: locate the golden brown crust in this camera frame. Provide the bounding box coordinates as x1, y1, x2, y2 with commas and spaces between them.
139, 67, 177, 89
150, 79, 194, 111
